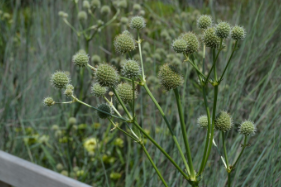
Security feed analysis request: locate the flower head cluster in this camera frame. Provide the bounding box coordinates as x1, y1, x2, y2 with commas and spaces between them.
215, 111, 232, 132
72, 50, 89, 67
130, 16, 146, 30
158, 64, 183, 90
197, 15, 212, 29
95, 64, 119, 87
121, 59, 141, 79
116, 83, 136, 103
114, 33, 136, 54
91, 83, 107, 97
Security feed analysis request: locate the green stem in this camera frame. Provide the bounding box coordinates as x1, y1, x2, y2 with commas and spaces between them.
141, 143, 168, 187
173, 88, 196, 180
137, 31, 145, 81
111, 88, 132, 120
132, 79, 135, 119
213, 49, 217, 80
219, 41, 238, 83
222, 132, 229, 167
103, 96, 122, 117
143, 84, 191, 175
203, 85, 218, 169
232, 136, 248, 170
108, 118, 138, 142
228, 172, 231, 187
198, 86, 211, 174
132, 120, 190, 180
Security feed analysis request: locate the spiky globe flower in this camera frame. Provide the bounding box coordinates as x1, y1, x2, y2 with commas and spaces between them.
116, 83, 136, 103
231, 25, 246, 40
64, 88, 73, 97
172, 39, 187, 53
91, 83, 107, 97
120, 17, 128, 24
100, 5, 110, 15
180, 32, 200, 54
130, 16, 146, 30
203, 27, 220, 48
215, 22, 231, 39
114, 33, 136, 54
95, 64, 119, 87
50, 71, 70, 89
239, 120, 256, 136
215, 111, 232, 132
91, 0, 100, 8
78, 11, 87, 20
66, 84, 74, 90
158, 64, 183, 90
97, 103, 112, 119
197, 115, 209, 128
133, 4, 141, 11
83, 0, 90, 9
121, 59, 141, 79
43, 97, 55, 107
197, 15, 212, 29
72, 50, 89, 67
58, 11, 68, 18
91, 55, 101, 64
68, 117, 77, 125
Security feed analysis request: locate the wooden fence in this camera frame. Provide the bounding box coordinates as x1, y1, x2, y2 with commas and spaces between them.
0, 150, 91, 187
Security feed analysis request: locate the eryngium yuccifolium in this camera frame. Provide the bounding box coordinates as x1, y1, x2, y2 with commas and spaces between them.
215, 111, 232, 132
91, 0, 100, 8
121, 59, 140, 79
66, 84, 74, 90
172, 39, 187, 53
239, 120, 256, 136
116, 83, 136, 103
120, 17, 128, 24
95, 64, 119, 87
97, 103, 112, 119
72, 50, 89, 67
64, 88, 73, 97
158, 64, 183, 90
91, 55, 101, 64
133, 4, 141, 11
130, 16, 146, 30
91, 83, 107, 97
50, 71, 70, 89
83, 0, 90, 9
58, 11, 68, 18
197, 15, 212, 29
180, 32, 199, 54
68, 117, 77, 125
215, 22, 231, 39
231, 25, 246, 40
100, 5, 110, 15
203, 27, 220, 48
114, 33, 136, 54
78, 11, 87, 20
43, 97, 55, 106
197, 115, 209, 128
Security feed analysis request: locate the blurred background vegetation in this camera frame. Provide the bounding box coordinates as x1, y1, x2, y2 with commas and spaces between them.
0, 0, 280, 186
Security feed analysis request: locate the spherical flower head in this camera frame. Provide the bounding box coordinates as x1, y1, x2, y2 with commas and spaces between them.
83, 0, 90, 9
58, 11, 68, 18
133, 4, 141, 11
203, 27, 220, 48
114, 33, 136, 54
64, 88, 73, 97
97, 20, 104, 26
50, 71, 70, 89
100, 5, 111, 15
172, 39, 187, 53
116, 83, 136, 103
179, 32, 199, 54
95, 64, 119, 87
215, 111, 232, 132
120, 17, 128, 25
72, 50, 89, 67
91, 0, 100, 8
68, 117, 77, 125
121, 59, 140, 79
197, 115, 209, 128
117, 0, 127, 9
130, 16, 146, 30
231, 25, 246, 40
43, 97, 55, 107
66, 84, 74, 90
215, 21, 231, 39
158, 64, 183, 90
84, 137, 98, 155
91, 83, 107, 97
91, 55, 101, 65
239, 120, 256, 136
197, 15, 212, 29
97, 103, 112, 119
78, 11, 87, 20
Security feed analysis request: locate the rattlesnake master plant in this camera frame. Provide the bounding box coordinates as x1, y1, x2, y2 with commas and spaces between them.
43, 13, 255, 187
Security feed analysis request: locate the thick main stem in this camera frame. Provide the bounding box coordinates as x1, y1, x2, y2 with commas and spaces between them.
141, 143, 168, 187
143, 84, 191, 175
173, 88, 196, 180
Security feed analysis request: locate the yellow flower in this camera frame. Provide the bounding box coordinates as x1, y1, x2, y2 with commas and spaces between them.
84, 137, 98, 155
